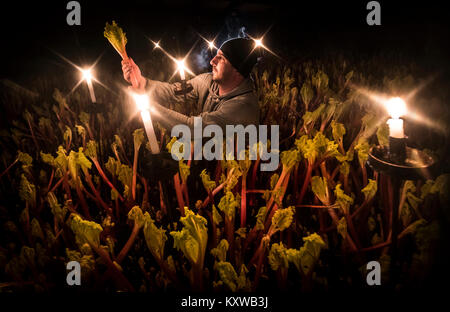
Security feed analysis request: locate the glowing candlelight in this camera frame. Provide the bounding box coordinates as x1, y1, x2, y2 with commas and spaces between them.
81, 68, 96, 103
133, 93, 160, 154
254, 38, 263, 48
384, 97, 407, 163
82, 68, 92, 82
177, 59, 186, 81
385, 97, 407, 138
207, 40, 215, 50
386, 97, 407, 119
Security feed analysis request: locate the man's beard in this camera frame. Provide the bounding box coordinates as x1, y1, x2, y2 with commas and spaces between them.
212, 69, 223, 83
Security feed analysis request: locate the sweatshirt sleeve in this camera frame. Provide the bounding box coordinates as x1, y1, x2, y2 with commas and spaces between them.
151, 92, 259, 133
145, 73, 211, 110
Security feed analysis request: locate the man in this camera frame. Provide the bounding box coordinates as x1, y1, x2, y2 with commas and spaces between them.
122, 37, 259, 132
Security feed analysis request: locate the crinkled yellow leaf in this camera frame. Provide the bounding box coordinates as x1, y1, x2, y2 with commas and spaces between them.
362, 179, 377, 201
179, 160, 190, 183
337, 217, 347, 239
268, 242, 289, 271
311, 176, 330, 205
218, 191, 240, 219
212, 204, 222, 225
104, 21, 127, 57
85, 140, 98, 159
143, 212, 167, 260
210, 239, 229, 262
334, 183, 353, 214
170, 208, 207, 266
127, 206, 146, 228
280, 149, 300, 171
255, 206, 268, 231
19, 174, 36, 207
271, 206, 294, 234
133, 128, 145, 152
331, 120, 346, 142
214, 261, 238, 292
69, 214, 103, 247
200, 169, 216, 192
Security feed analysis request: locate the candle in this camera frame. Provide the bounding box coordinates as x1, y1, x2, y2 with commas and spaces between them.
86, 80, 96, 103
387, 118, 404, 138
385, 97, 407, 163
82, 68, 96, 103
133, 94, 160, 154
179, 68, 185, 81
177, 59, 186, 80
385, 97, 407, 138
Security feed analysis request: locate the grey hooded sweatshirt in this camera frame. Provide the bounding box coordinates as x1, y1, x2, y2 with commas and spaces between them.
145, 73, 259, 132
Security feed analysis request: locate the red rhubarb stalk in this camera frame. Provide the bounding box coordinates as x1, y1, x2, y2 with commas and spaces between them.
116, 222, 140, 263
84, 173, 113, 216
240, 172, 247, 228
158, 181, 167, 215
46, 169, 55, 192
132, 147, 139, 201
297, 161, 313, 204
91, 158, 124, 202
0, 158, 18, 180
174, 173, 185, 216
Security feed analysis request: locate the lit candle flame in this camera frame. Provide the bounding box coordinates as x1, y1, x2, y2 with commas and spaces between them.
254, 38, 263, 48
149, 38, 195, 79
133, 93, 150, 111
247, 34, 278, 57
132, 93, 160, 154
81, 68, 93, 82
386, 97, 407, 119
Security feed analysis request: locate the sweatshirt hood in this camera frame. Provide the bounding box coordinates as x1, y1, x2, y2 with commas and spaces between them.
208, 75, 254, 102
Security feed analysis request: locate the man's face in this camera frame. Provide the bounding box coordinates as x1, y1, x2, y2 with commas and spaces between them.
210, 50, 235, 83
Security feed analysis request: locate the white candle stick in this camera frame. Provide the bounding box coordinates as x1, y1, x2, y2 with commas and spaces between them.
86, 80, 96, 103
385, 97, 407, 138
180, 68, 185, 81
141, 110, 160, 154
177, 59, 186, 80
133, 94, 160, 154
82, 68, 96, 103
387, 118, 404, 138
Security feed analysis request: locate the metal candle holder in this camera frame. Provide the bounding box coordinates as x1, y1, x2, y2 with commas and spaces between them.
388, 137, 407, 165
367, 138, 437, 289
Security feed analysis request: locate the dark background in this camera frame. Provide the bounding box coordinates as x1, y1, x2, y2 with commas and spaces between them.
1, 0, 449, 83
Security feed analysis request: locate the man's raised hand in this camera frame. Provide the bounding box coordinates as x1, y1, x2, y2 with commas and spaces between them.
121, 58, 146, 91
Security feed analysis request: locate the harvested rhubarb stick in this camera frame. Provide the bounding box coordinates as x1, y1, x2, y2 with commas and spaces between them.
104, 21, 140, 88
